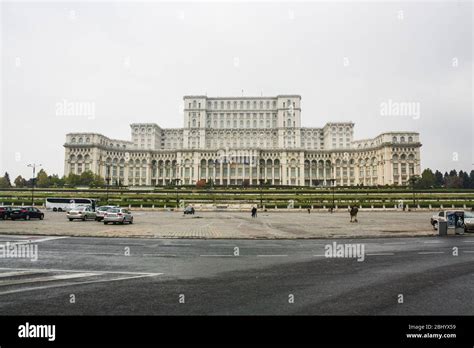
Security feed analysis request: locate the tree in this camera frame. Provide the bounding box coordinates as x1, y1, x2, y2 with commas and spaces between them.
91, 174, 105, 187
0, 176, 10, 188
445, 175, 463, 188
0, 172, 12, 188
470, 170, 474, 189
417, 169, 435, 189
196, 179, 206, 188
65, 173, 81, 187
408, 175, 421, 188
14, 175, 27, 187
459, 171, 470, 189
3, 172, 11, 187
434, 170, 444, 187
36, 169, 50, 188
78, 171, 95, 186
49, 174, 65, 187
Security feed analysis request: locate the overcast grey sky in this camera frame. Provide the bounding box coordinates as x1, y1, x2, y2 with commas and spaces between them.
1, 1, 472, 180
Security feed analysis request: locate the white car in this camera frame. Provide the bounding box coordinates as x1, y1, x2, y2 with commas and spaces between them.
95, 205, 118, 221
464, 211, 474, 233
66, 206, 97, 221
103, 208, 133, 225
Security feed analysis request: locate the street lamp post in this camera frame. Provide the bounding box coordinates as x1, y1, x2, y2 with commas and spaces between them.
409, 175, 419, 207
105, 165, 111, 204
329, 178, 336, 213
259, 178, 264, 209
27, 163, 42, 206
174, 178, 182, 209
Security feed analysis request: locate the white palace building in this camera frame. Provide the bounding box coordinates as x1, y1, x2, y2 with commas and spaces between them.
64, 95, 422, 187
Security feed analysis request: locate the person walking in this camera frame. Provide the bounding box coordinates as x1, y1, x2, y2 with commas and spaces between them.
251, 206, 257, 218
350, 205, 359, 223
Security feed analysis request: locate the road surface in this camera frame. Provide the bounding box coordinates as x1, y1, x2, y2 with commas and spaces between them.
0, 234, 472, 315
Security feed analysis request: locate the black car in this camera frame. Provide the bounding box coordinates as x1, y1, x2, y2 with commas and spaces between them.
0, 206, 16, 220
10, 207, 44, 221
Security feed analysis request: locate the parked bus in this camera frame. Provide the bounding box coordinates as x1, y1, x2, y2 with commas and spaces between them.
45, 198, 98, 212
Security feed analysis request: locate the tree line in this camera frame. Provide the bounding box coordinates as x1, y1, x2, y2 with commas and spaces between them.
0, 168, 473, 189
0, 170, 104, 188
412, 169, 474, 189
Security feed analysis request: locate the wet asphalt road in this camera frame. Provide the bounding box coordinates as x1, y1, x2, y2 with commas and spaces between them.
0, 234, 473, 315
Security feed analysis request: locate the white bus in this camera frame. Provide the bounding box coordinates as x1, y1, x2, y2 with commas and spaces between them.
45, 198, 98, 212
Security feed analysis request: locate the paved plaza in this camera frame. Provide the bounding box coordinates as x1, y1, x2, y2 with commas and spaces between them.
0, 210, 439, 239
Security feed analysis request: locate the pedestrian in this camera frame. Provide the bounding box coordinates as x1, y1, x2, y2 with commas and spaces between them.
251, 206, 257, 218
350, 205, 359, 223
307, 208, 311, 214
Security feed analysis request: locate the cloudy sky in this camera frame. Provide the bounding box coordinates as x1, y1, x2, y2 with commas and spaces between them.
1, 1, 472, 180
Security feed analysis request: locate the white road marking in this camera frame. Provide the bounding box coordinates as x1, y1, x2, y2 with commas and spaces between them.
257, 254, 288, 257
366, 253, 395, 256
164, 243, 193, 246
463, 250, 474, 253
143, 253, 177, 257
0, 271, 44, 278
0, 267, 161, 276
209, 244, 238, 247
423, 241, 442, 244
200, 255, 235, 257
42, 251, 122, 256
313, 254, 325, 257
383, 242, 406, 245
29, 236, 69, 243
0, 274, 161, 296
418, 251, 445, 254
0, 236, 69, 246
0, 273, 98, 286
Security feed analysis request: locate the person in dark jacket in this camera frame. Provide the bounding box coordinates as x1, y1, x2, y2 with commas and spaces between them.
251, 206, 257, 218
350, 205, 359, 223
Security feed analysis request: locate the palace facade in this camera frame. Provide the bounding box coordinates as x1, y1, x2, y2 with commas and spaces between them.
64, 95, 421, 187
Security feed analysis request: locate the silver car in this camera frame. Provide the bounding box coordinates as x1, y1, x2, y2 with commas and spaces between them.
66, 206, 97, 221
95, 205, 118, 221
103, 208, 133, 225
464, 211, 474, 233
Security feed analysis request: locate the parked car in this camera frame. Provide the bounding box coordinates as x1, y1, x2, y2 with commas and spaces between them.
66, 204, 92, 213
464, 211, 474, 233
0, 206, 16, 220
184, 206, 195, 215
103, 208, 133, 225
95, 205, 118, 221
430, 210, 464, 230
66, 206, 97, 221
10, 207, 44, 221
